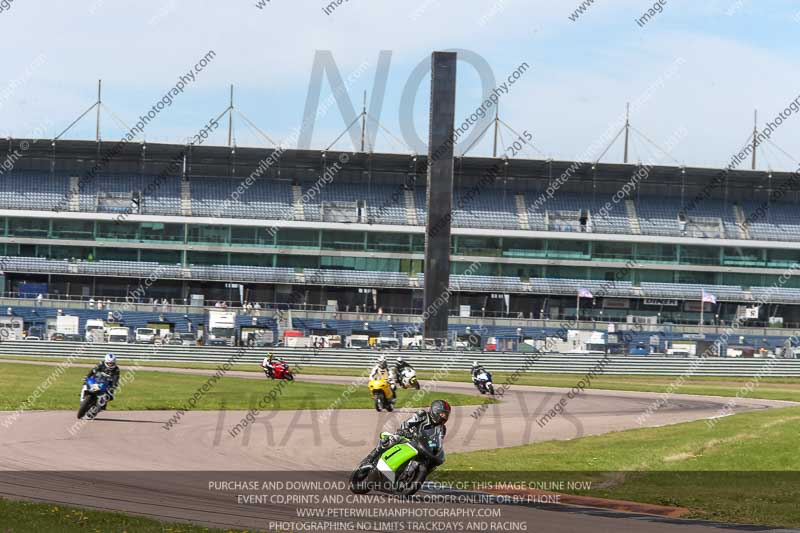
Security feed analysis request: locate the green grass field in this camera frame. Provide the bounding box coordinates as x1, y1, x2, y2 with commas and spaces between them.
0, 498, 256, 533
0, 361, 486, 412
4, 354, 799, 401
439, 406, 800, 528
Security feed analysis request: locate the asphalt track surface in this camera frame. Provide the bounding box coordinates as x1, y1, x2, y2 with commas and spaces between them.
1, 360, 797, 532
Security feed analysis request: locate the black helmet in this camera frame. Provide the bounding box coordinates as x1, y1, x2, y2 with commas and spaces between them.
429, 399, 451, 425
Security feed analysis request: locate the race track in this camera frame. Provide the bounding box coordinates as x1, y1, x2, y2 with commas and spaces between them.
0, 361, 795, 532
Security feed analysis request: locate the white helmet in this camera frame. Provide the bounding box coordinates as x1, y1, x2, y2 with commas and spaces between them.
472, 361, 480, 368
396, 356, 404, 363
104, 353, 116, 368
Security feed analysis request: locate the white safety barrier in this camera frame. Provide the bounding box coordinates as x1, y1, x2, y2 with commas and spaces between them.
1, 341, 798, 377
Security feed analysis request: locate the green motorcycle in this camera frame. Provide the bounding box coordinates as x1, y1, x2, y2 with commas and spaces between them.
349, 425, 445, 496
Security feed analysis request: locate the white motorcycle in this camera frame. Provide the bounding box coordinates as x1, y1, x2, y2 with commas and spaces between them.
473, 371, 495, 395
399, 367, 420, 390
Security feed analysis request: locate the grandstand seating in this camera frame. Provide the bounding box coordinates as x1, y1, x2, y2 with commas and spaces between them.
0, 171, 68, 211
1, 171, 797, 243
640, 282, 747, 301
3, 255, 800, 305
528, 278, 634, 297
191, 177, 292, 219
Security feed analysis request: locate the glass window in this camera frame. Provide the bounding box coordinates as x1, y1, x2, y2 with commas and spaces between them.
231, 226, 258, 246
7, 217, 49, 238
188, 225, 229, 245
502, 237, 546, 258
97, 221, 138, 241
593, 241, 633, 261
96, 247, 138, 261
140, 249, 181, 264
458, 236, 501, 256
367, 232, 410, 253
50, 219, 93, 240
229, 253, 269, 266
278, 229, 319, 249
679, 245, 718, 265
546, 240, 589, 259
140, 222, 182, 242
723, 247, 764, 267
187, 251, 228, 266
320, 230, 361, 251
635, 242, 677, 263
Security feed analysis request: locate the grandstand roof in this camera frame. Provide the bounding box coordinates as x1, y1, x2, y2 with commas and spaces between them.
2, 137, 795, 192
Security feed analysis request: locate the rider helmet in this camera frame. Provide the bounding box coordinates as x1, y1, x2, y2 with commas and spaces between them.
472, 361, 480, 368
104, 353, 116, 369
429, 399, 451, 425
396, 356, 404, 363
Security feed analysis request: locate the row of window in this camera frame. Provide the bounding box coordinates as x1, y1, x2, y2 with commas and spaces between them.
4, 243, 800, 289
3, 217, 800, 270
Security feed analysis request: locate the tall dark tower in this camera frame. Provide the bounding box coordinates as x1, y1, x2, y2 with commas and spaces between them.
422, 51, 457, 343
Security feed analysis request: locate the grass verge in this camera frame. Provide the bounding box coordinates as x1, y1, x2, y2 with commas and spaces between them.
4, 354, 800, 401
0, 362, 487, 412
438, 406, 800, 528
0, 497, 255, 532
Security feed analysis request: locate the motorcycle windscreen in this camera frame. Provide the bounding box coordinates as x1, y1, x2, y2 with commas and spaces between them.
376, 443, 418, 483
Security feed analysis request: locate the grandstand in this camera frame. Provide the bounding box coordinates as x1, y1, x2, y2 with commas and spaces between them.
1, 137, 800, 330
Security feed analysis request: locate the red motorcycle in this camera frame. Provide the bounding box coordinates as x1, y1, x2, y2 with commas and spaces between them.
265, 360, 294, 381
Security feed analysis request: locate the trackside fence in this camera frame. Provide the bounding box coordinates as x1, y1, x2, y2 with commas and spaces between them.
1, 341, 799, 377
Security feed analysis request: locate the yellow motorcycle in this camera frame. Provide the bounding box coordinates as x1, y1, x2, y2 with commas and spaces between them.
368, 374, 395, 412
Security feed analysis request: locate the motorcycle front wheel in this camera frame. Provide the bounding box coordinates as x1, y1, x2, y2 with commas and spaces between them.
349, 463, 372, 494
285, 373, 294, 381
77, 397, 95, 419
412, 380, 420, 390
374, 391, 385, 412
398, 462, 428, 496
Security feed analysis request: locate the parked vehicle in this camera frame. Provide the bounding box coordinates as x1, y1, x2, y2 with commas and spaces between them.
135, 328, 156, 344
56, 315, 80, 337
0, 316, 24, 341
85, 319, 105, 343
107, 327, 130, 344
377, 337, 400, 350
205, 310, 236, 346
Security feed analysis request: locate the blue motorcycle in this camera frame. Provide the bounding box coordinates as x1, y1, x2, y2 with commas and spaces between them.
473, 370, 495, 395
77, 374, 114, 420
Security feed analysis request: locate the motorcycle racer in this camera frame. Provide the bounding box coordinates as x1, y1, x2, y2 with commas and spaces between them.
365, 400, 451, 463
471, 361, 487, 383
394, 356, 413, 378
82, 353, 120, 402
369, 355, 396, 398
261, 352, 274, 378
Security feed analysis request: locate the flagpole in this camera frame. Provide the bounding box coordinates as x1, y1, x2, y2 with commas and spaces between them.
576, 294, 580, 323
700, 290, 704, 327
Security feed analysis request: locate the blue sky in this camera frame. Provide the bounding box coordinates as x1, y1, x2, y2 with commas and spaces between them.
1, 0, 799, 170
